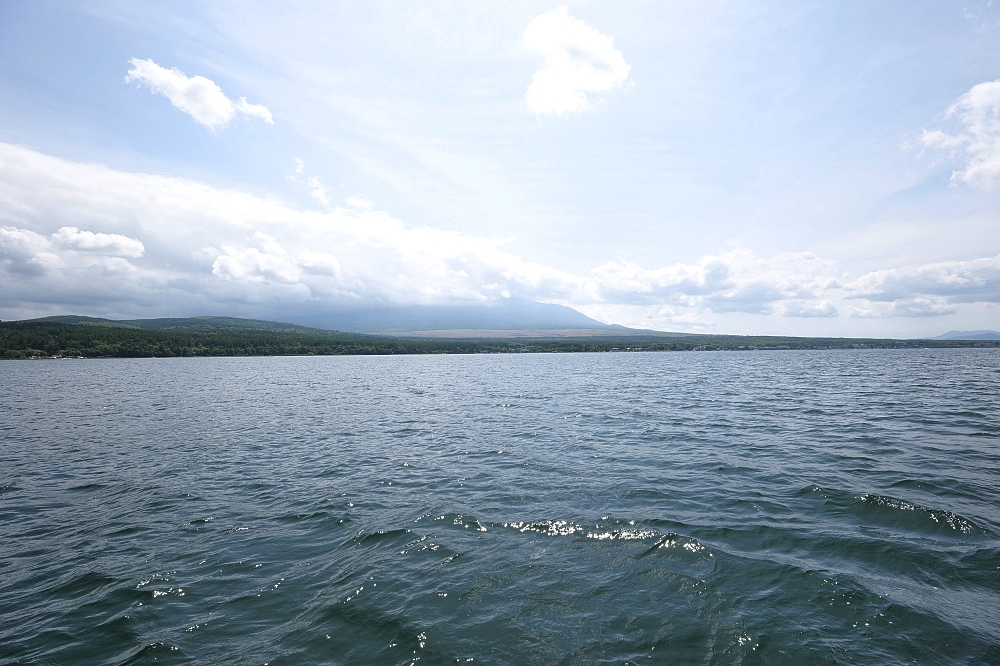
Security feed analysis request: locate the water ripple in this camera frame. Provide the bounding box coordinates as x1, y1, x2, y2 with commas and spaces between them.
1, 349, 999, 664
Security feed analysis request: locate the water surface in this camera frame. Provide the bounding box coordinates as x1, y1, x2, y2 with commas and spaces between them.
2, 350, 999, 664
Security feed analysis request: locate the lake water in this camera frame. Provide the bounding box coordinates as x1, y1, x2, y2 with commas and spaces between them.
2, 350, 999, 665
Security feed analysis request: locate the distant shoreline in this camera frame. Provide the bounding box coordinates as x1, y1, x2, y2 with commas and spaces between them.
8, 347, 1000, 362
2, 317, 998, 360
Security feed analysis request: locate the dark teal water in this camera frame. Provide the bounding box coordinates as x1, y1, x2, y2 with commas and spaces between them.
2, 350, 999, 665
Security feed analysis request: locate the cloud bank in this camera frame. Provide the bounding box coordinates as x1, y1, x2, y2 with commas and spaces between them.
0, 143, 997, 327
921, 79, 1000, 188
126, 58, 273, 130
523, 6, 631, 116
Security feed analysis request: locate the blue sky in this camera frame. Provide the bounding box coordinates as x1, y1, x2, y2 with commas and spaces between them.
1, 1, 999, 336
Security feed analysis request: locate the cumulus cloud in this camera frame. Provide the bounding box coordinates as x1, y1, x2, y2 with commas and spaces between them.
0, 226, 60, 275
51, 226, 144, 257
576, 251, 840, 313
126, 58, 273, 130
843, 254, 1000, 317
1, 142, 998, 325
1, 225, 144, 283
845, 298, 958, 318
212, 233, 340, 283
523, 5, 631, 116
778, 299, 839, 318
921, 80, 1000, 188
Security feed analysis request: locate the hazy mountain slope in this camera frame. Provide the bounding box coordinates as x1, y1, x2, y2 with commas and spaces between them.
5, 301, 631, 335
934, 330, 1000, 340
23, 315, 141, 328
284, 300, 624, 333
123, 316, 320, 332
4, 301, 687, 337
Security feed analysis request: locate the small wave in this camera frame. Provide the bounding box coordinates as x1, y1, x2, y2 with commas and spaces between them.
502, 520, 583, 536
431, 513, 488, 532
857, 494, 980, 534
585, 528, 660, 540
188, 516, 216, 525
48, 571, 118, 600
68, 482, 105, 492
795, 483, 826, 496
398, 534, 440, 554
274, 510, 337, 524
345, 528, 412, 547
499, 515, 711, 555
955, 545, 1000, 579
887, 478, 980, 499
638, 533, 712, 559
797, 485, 981, 535
500, 518, 709, 560
113, 641, 181, 663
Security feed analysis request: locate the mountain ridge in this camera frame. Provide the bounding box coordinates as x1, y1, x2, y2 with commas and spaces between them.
5, 300, 691, 337
933, 330, 1000, 341
280, 300, 636, 334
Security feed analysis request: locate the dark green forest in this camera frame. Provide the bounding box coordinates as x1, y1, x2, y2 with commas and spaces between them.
1, 316, 997, 359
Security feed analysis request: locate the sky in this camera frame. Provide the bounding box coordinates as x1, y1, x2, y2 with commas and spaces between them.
1, 0, 999, 336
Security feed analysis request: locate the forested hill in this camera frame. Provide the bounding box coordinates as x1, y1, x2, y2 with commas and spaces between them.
1, 316, 998, 359
19, 315, 321, 332
0, 318, 473, 358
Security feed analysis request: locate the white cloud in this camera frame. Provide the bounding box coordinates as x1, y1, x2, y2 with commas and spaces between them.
234, 98, 273, 124
212, 233, 340, 283
52, 226, 144, 257
845, 298, 958, 318
287, 159, 333, 209
575, 251, 840, 313
126, 58, 273, 130
305, 177, 331, 208
1, 142, 998, 326
843, 254, 1000, 316
523, 5, 631, 116
921, 80, 1000, 188
778, 299, 839, 318
1, 225, 145, 282
0, 226, 59, 275
573, 303, 720, 333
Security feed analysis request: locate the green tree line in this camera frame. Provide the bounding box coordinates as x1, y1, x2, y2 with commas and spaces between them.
2, 320, 997, 360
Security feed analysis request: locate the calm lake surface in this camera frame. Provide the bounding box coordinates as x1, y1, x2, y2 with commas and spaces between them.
2, 350, 999, 665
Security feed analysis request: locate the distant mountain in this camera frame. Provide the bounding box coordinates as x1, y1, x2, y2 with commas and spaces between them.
18, 315, 320, 333
933, 330, 1000, 341
26, 315, 142, 329
125, 316, 318, 332
5, 301, 690, 338
283, 299, 642, 335
6, 316, 1000, 357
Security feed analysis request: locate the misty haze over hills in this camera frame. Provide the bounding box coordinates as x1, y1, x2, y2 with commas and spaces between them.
284, 299, 636, 336
933, 331, 1000, 341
